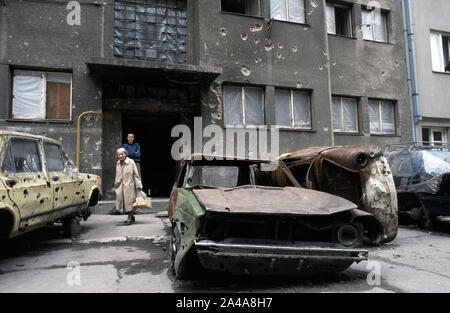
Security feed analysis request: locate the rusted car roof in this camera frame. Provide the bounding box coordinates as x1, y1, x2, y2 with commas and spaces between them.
280, 146, 382, 172
193, 185, 357, 216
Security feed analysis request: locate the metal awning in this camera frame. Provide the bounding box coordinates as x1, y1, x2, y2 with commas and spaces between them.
86, 57, 222, 85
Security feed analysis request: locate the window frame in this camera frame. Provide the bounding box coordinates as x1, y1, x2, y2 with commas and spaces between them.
220, 0, 263, 17
43, 142, 65, 173
368, 99, 396, 135
361, 8, 388, 43
332, 96, 359, 133
7, 138, 44, 174
326, 2, 353, 38
274, 88, 312, 130
430, 31, 450, 73
270, 0, 306, 24
10, 69, 73, 122
223, 84, 265, 128
422, 127, 447, 146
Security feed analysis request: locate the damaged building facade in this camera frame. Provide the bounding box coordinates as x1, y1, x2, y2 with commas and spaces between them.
0, 0, 412, 200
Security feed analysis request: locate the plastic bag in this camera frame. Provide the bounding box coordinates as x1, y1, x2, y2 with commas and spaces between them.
133, 191, 152, 209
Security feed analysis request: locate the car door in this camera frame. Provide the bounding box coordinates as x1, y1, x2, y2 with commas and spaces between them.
43, 141, 85, 221
168, 161, 188, 220
0, 137, 53, 230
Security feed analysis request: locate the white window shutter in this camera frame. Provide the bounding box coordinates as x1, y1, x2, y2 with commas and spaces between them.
430, 32, 444, 72
12, 70, 44, 120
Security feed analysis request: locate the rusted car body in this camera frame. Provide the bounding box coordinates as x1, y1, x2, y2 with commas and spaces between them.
168, 155, 382, 279
0, 131, 101, 239
275, 146, 398, 244
385, 144, 450, 229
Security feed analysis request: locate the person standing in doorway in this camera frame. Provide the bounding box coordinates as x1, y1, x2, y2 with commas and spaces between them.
123, 133, 142, 181
114, 148, 142, 225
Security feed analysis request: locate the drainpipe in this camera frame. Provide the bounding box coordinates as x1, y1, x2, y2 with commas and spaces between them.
402, 0, 421, 142
76, 111, 103, 169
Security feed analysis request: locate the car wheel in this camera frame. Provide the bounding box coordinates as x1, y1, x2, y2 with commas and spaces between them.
62, 216, 81, 238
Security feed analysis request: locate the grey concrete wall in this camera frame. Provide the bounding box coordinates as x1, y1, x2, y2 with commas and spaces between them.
0, 0, 105, 176
196, 0, 412, 152
410, 0, 450, 120
197, 0, 334, 154
329, 0, 412, 146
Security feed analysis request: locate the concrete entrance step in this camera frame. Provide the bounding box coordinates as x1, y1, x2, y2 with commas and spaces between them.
93, 198, 170, 215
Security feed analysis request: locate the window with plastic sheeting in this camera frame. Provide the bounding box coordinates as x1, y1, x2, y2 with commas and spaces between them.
270, 0, 305, 24
332, 97, 358, 132
44, 142, 65, 172
2, 144, 15, 175
275, 89, 311, 129
430, 32, 450, 72
223, 85, 265, 127
368, 100, 395, 134
221, 0, 262, 17
361, 8, 387, 42
326, 2, 352, 37
114, 0, 187, 64
11, 70, 72, 121
9, 139, 42, 174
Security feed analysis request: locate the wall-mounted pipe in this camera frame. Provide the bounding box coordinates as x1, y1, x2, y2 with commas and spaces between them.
76, 111, 102, 169
402, 0, 421, 142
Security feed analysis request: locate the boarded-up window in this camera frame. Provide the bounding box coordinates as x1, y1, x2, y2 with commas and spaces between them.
275, 89, 311, 129
114, 0, 187, 64
223, 85, 265, 127
270, 0, 305, 24
12, 70, 72, 121
332, 97, 358, 132
369, 100, 395, 134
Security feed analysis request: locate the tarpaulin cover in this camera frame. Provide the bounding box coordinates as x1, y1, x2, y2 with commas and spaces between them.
386, 150, 450, 194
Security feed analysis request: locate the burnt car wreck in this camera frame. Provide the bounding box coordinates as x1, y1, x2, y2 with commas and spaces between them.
386, 144, 450, 229
168, 155, 383, 280
274, 146, 398, 244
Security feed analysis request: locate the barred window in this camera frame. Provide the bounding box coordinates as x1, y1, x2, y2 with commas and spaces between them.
114, 0, 187, 64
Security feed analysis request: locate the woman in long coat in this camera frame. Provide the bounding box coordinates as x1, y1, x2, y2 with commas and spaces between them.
114, 148, 143, 225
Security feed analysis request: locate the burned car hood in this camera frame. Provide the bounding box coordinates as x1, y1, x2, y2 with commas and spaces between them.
193, 185, 357, 216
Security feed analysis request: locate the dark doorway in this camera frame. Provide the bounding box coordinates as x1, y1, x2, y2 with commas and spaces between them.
122, 114, 179, 198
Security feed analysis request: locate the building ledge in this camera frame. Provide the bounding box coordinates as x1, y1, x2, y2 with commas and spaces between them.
86, 57, 222, 85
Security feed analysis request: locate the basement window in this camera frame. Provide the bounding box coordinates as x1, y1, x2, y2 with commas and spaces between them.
221, 0, 262, 17
326, 2, 352, 37
270, 0, 306, 24
422, 127, 447, 146
11, 70, 72, 121
223, 85, 265, 127
369, 99, 395, 135
275, 89, 311, 129
332, 97, 358, 133
430, 32, 450, 73
361, 8, 388, 42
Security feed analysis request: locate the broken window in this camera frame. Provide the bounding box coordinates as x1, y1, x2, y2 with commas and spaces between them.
275, 89, 311, 129
12, 70, 72, 121
368, 100, 395, 134
221, 0, 262, 17
223, 85, 264, 127
9, 139, 42, 174
2, 144, 15, 175
430, 32, 450, 72
332, 97, 358, 132
270, 0, 305, 24
44, 142, 65, 172
326, 2, 352, 37
114, 0, 187, 64
361, 8, 387, 42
